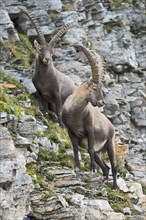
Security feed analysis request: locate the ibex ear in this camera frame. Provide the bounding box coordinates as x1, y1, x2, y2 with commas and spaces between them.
34, 40, 41, 51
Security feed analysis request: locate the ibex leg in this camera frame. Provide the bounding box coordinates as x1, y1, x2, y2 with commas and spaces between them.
33, 90, 49, 113
68, 130, 80, 170
55, 97, 64, 128
87, 132, 96, 172
106, 139, 118, 189
94, 152, 109, 181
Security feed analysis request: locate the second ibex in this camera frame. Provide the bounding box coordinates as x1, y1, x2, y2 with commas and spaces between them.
62, 45, 118, 189
23, 10, 76, 127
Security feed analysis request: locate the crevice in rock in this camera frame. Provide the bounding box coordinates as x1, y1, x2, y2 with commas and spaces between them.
0, 181, 12, 191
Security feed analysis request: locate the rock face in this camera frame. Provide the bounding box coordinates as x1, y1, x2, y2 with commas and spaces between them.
0, 126, 33, 220
0, 9, 19, 42
29, 168, 125, 220
0, 0, 146, 219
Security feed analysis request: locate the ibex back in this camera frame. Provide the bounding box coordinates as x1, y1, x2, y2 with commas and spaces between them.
23, 10, 76, 127
62, 45, 118, 189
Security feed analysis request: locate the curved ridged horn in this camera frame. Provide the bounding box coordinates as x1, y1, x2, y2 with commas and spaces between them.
23, 10, 46, 45
48, 23, 76, 48
73, 45, 104, 83
91, 50, 105, 82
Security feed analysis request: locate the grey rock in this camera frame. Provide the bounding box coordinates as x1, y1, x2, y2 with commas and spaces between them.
122, 84, 137, 96
1, 67, 36, 94
77, 11, 86, 22
102, 12, 124, 24
84, 199, 125, 220
135, 35, 146, 69
82, 0, 95, 7
129, 98, 143, 108
0, 126, 33, 220
0, 1, 146, 219
102, 72, 114, 86
120, 72, 142, 83
53, 179, 86, 188
17, 123, 35, 136
131, 106, 146, 127
6, 5, 24, 20
66, 193, 85, 206
128, 182, 145, 199
28, 10, 56, 36
59, 11, 79, 25
6, 114, 19, 132
122, 207, 131, 215
0, 10, 12, 24
38, 137, 59, 152
92, 3, 107, 20
117, 178, 130, 193
0, 125, 15, 157
64, 27, 87, 44
104, 101, 120, 118
14, 134, 33, 147
0, 112, 8, 124
133, 204, 143, 213
57, 194, 69, 207
84, 199, 113, 211
114, 64, 124, 73
104, 212, 125, 220
85, 205, 102, 219
56, 60, 90, 84
44, 169, 76, 184
17, 9, 56, 39
17, 115, 37, 136
24, 0, 62, 12
0, 9, 19, 42
47, 0, 63, 12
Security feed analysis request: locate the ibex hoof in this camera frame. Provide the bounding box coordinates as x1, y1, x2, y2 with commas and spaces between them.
90, 167, 96, 173
103, 177, 108, 185
112, 185, 119, 190
60, 123, 65, 129
90, 163, 96, 172
75, 167, 80, 172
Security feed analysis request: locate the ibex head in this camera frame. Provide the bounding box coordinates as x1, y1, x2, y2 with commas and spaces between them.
23, 10, 76, 65
88, 81, 104, 107
34, 41, 53, 65
73, 45, 105, 107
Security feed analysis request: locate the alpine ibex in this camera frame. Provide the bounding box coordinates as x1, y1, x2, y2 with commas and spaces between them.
62, 45, 118, 189
23, 10, 76, 127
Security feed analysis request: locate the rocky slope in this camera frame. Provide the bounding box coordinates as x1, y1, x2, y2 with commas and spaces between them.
0, 0, 146, 220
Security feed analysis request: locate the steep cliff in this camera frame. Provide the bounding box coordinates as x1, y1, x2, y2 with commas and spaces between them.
0, 0, 145, 219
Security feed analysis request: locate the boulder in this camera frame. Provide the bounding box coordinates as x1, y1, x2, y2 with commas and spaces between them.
0, 9, 19, 42
0, 126, 33, 220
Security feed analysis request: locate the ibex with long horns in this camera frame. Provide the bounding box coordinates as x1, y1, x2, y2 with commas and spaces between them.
62, 45, 118, 189
23, 10, 76, 127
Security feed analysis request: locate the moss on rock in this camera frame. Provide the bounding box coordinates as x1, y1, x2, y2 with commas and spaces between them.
105, 185, 132, 213
0, 70, 39, 117
2, 33, 35, 69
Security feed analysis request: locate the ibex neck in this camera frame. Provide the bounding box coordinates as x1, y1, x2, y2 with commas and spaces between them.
68, 86, 89, 113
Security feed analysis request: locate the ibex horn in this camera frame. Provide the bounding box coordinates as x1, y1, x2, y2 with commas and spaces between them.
48, 23, 77, 48
73, 45, 104, 83
23, 10, 47, 45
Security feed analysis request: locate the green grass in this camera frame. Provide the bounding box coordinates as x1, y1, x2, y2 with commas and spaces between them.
0, 70, 39, 117
4, 33, 35, 69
